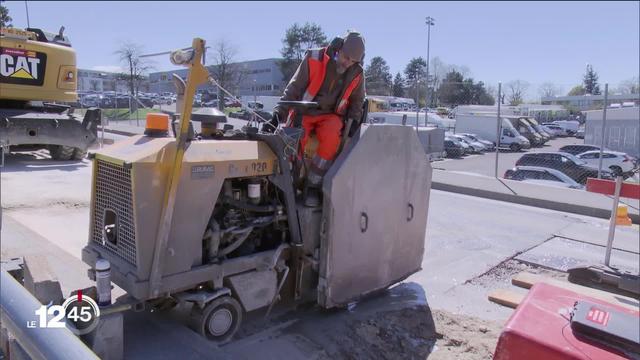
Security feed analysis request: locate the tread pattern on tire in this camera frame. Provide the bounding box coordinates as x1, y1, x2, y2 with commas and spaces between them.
72, 148, 88, 160
49, 145, 75, 160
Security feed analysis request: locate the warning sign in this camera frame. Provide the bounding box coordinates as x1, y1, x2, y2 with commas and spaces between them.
0, 47, 47, 86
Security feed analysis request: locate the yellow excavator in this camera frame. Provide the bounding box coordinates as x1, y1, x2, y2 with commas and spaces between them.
0, 26, 99, 160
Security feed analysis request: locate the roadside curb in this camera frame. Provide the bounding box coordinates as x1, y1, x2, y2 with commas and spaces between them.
431, 181, 639, 224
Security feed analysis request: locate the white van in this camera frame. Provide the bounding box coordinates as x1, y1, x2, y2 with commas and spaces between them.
455, 114, 530, 151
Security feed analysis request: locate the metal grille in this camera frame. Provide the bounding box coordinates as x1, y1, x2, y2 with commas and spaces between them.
92, 160, 137, 266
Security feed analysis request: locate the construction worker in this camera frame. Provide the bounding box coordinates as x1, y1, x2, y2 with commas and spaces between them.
268, 31, 366, 206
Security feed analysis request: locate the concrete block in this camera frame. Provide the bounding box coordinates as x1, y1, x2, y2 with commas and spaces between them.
22, 255, 64, 306
83, 312, 123, 360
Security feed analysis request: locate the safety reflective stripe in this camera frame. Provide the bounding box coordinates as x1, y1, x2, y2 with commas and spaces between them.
305, 48, 330, 101
336, 74, 362, 115
286, 108, 296, 127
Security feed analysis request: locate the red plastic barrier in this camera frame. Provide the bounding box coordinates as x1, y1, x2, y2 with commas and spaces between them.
494, 282, 639, 360
586, 177, 640, 199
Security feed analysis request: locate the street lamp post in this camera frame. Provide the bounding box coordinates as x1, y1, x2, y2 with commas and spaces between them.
425, 16, 435, 122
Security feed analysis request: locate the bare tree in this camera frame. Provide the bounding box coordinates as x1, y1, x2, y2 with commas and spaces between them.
114, 42, 153, 98
618, 77, 639, 94
506, 80, 529, 106
538, 82, 561, 99
209, 39, 246, 110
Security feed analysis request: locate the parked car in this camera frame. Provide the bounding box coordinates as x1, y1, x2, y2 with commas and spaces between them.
444, 139, 465, 158
450, 134, 485, 153
445, 135, 471, 154
576, 150, 638, 176
458, 133, 495, 151
575, 126, 585, 139
551, 120, 580, 135
542, 124, 568, 137
559, 144, 607, 156
515, 152, 613, 184
504, 166, 584, 189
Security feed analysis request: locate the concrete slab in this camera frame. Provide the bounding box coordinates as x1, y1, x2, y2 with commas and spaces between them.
7, 207, 90, 261
555, 221, 640, 253
515, 236, 640, 273
1, 214, 103, 297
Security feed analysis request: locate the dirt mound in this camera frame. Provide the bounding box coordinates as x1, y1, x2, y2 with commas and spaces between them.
429, 310, 502, 360
323, 306, 502, 360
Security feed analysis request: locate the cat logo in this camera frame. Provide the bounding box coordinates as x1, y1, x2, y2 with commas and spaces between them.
0, 47, 47, 86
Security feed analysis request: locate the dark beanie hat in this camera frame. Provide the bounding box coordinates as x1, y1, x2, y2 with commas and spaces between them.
342, 31, 365, 62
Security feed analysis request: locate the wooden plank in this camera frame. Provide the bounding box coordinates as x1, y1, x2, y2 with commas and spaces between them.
511, 272, 542, 289
488, 289, 525, 308
511, 272, 640, 312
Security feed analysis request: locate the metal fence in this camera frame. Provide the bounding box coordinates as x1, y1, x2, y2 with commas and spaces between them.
374, 81, 640, 222
421, 82, 639, 185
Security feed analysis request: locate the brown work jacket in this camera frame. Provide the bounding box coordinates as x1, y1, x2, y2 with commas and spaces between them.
278, 47, 366, 122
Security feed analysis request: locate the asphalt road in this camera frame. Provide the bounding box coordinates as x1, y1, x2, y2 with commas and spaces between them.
1, 136, 638, 359
434, 136, 585, 177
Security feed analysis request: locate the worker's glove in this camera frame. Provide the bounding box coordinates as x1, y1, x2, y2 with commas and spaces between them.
261, 112, 280, 133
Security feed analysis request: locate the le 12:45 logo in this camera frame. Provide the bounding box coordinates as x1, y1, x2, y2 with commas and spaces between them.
28, 290, 101, 335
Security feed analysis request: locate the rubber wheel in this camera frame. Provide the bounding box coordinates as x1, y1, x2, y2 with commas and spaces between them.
189, 296, 242, 343
72, 148, 88, 160
509, 143, 521, 152
49, 145, 75, 160
609, 166, 622, 175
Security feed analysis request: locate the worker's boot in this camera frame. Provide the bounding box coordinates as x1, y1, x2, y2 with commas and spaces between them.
304, 155, 332, 207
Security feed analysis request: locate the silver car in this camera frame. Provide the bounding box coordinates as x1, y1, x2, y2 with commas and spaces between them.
504, 166, 584, 189
451, 134, 486, 153
458, 133, 495, 151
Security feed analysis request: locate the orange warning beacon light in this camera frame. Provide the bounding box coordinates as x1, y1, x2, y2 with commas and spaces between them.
144, 113, 170, 137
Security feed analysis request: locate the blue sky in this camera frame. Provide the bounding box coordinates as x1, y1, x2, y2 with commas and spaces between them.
4, 1, 639, 98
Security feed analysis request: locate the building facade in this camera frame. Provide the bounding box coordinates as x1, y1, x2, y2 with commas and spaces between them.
77, 69, 122, 92
541, 94, 640, 112
148, 58, 284, 96
77, 69, 149, 93
584, 106, 640, 157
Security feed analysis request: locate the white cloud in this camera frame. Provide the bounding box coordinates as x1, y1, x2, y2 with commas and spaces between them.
89, 65, 125, 73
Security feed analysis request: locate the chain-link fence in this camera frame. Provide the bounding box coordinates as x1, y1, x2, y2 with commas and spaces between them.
76, 90, 174, 127
418, 82, 640, 188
